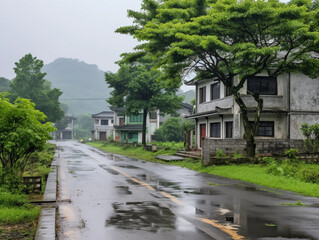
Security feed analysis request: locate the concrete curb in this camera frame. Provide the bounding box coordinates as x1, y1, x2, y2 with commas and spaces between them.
35, 151, 59, 240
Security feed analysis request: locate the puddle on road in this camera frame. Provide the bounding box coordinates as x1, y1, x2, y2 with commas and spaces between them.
115, 186, 132, 195
183, 187, 217, 195
106, 201, 176, 232
115, 164, 139, 169
99, 165, 119, 175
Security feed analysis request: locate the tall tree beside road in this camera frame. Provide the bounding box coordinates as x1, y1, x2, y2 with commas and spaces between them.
0, 95, 55, 187
10, 54, 64, 123
117, 0, 319, 157
105, 56, 183, 146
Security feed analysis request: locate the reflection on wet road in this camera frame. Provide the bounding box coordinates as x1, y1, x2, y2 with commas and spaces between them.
56, 141, 319, 240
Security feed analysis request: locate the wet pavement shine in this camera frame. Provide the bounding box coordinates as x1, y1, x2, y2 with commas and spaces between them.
55, 141, 319, 240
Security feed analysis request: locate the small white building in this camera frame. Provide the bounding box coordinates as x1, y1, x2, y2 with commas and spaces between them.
92, 111, 114, 141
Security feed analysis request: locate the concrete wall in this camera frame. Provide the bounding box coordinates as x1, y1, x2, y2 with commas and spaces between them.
290, 74, 319, 112
202, 138, 304, 166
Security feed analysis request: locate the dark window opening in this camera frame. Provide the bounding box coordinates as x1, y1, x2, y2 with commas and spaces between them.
130, 114, 143, 122
210, 122, 221, 138
199, 86, 206, 104
250, 121, 275, 137
225, 121, 233, 138
210, 82, 220, 100
150, 112, 157, 119
247, 76, 277, 95
225, 78, 233, 97
101, 120, 108, 125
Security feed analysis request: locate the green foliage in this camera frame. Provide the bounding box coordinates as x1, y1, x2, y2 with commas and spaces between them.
215, 149, 226, 158
106, 56, 183, 144
264, 156, 319, 184
151, 141, 184, 150
281, 200, 307, 206
154, 117, 183, 142
285, 148, 299, 160
0, 188, 39, 225
301, 123, 319, 152
0, 189, 28, 208
119, 0, 319, 157
10, 54, 64, 122
232, 152, 243, 159
73, 114, 93, 139
0, 77, 10, 92
0, 96, 55, 187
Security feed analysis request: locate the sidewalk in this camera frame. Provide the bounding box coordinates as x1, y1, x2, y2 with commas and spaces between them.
34, 150, 59, 240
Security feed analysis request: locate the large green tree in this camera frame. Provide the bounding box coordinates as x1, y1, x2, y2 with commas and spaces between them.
10, 54, 64, 122
0, 95, 55, 183
118, 0, 319, 157
105, 56, 183, 145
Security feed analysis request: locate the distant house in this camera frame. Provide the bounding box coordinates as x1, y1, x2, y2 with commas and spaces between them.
53, 115, 74, 140
111, 103, 193, 144
92, 111, 114, 141
185, 73, 319, 152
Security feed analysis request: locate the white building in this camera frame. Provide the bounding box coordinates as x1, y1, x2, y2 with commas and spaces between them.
186, 73, 319, 149
92, 111, 114, 141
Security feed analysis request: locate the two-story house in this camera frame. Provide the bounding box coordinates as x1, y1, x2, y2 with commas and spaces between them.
186, 73, 319, 149
111, 103, 193, 144
92, 111, 114, 141
111, 107, 159, 144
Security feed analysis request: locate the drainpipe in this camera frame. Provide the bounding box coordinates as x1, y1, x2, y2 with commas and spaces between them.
220, 115, 224, 139
206, 117, 209, 137
288, 72, 291, 139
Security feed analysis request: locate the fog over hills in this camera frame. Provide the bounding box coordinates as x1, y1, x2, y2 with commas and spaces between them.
43, 58, 195, 116
43, 58, 111, 115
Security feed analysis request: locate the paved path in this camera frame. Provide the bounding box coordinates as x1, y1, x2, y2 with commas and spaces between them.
55, 141, 319, 240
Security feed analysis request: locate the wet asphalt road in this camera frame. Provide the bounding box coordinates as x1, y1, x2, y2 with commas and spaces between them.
55, 141, 319, 240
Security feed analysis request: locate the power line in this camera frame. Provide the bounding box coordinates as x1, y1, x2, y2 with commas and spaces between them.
60, 98, 106, 100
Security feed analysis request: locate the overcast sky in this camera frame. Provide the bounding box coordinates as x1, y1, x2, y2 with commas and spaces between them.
0, 0, 143, 79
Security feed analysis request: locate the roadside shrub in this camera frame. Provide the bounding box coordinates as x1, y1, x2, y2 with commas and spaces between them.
0, 188, 28, 208
299, 168, 319, 183
301, 123, 319, 152
215, 149, 226, 158
153, 117, 183, 142
285, 148, 299, 160
232, 151, 243, 159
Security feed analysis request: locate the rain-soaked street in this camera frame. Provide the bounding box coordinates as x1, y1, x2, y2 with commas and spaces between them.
55, 141, 319, 240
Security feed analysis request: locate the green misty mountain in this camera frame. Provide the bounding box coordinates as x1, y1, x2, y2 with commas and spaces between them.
43, 58, 110, 115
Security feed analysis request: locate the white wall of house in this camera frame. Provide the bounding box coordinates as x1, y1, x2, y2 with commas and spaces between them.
193, 73, 319, 148
93, 117, 114, 140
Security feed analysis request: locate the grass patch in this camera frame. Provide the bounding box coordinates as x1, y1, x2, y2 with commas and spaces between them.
87, 142, 319, 198
281, 200, 307, 206
87, 141, 177, 162
0, 143, 55, 239
0, 188, 40, 239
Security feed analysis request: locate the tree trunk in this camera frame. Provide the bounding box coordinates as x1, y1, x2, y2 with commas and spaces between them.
233, 91, 263, 158
142, 108, 148, 146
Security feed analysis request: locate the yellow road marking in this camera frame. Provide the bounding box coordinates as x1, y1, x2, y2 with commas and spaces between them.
159, 191, 185, 206
110, 165, 245, 240
110, 166, 131, 178
131, 177, 155, 191
198, 218, 245, 240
